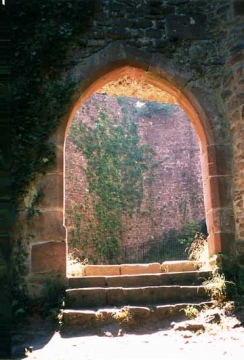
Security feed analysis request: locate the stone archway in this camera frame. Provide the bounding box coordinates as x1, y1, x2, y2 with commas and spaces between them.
30, 44, 234, 290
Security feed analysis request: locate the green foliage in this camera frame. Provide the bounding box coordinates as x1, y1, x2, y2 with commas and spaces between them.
135, 101, 177, 118
187, 232, 207, 261
181, 305, 199, 319
40, 281, 66, 326
69, 97, 158, 263
203, 273, 230, 303
177, 220, 200, 248
144, 220, 201, 262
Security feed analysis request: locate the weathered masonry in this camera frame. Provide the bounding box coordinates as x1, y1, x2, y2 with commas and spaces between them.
7, 0, 244, 296
65, 94, 205, 249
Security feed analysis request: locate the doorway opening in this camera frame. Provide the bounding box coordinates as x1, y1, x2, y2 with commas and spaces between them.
64, 74, 207, 273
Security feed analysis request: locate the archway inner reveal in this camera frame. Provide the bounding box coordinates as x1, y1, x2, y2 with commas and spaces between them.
65, 76, 205, 267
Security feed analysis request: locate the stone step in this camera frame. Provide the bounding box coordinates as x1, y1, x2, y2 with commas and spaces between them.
68, 270, 211, 289
79, 261, 207, 277
62, 301, 214, 329
66, 285, 209, 308
161, 260, 206, 272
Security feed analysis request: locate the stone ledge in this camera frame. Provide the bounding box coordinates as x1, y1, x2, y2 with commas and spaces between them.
120, 263, 161, 275
84, 265, 120, 276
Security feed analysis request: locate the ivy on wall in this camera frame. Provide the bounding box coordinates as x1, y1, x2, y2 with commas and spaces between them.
69, 96, 159, 263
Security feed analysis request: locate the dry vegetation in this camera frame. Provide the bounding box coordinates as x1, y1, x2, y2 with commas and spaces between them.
97, 75, 178, 103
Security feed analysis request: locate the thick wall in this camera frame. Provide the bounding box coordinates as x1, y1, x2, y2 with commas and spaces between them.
0, 3, 12, 356
8, 0, 244, 294
65, 94, 205, 247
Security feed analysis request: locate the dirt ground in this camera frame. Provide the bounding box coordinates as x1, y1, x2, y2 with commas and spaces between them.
12, 300, 244, 360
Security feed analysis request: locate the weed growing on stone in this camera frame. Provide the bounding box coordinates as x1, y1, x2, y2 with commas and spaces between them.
112, 307, 132, 323
181, 305, 199, 319
187, 232, 208, 261
67, 252, 88, 276
203, 273, 235, 303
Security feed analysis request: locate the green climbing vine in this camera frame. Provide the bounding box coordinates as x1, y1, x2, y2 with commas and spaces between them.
69, 96, 159, 263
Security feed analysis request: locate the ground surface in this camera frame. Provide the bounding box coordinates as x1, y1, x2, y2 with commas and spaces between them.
12, 300, 244, 360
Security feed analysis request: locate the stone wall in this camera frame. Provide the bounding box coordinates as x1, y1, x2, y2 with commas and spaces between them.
8, 0, 244, 294
0, 3, 12, 356
65, 94, 205, 247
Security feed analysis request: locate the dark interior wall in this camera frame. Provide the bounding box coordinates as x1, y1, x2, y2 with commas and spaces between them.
0, 3, 12, 357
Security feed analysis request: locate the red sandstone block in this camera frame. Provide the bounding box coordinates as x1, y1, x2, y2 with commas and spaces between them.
28, 210, 66, 242
207, 232, 235, 256
84, 265, 120, 276
31, 241, 66, 274
161, 261, 201, 272
203, 176, 220, 212
206, 208, 235, 234
36, 173, 63, 210
120, 263, 161, 275
201, 145, 217, 180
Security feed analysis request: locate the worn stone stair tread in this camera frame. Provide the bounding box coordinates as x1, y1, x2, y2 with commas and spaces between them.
66, 285, 209, 308
63, 301, 214, 313
62, 301, 215, 327
73, 261, 211, 277
68, 270, 211, 288
66, 285, 208, 294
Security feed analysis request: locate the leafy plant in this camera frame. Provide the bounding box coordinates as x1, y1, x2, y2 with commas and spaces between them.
186, 232, 208, 261
68, 96, 158, 263
40, 281, 66, 327
181, 305, 199, 319
177, 220, 201, 248
203, 273, 234, 303
112, 307, 132, 323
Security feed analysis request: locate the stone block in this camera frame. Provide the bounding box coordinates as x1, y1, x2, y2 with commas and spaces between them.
206, 208, 235, 234
154, 305, 174, 318
215, 144, 233, 176
166, 14, 208, 40
127, 306, 151, 319
36, 173, 63, 210
63, 310, 96, 326
207, 232, 235, 256
106, 274, 161, 288
161, 261, 201, 272
28, 210, 66, 242
31, 242, 66, 274
120, 263, 161, 275
68, 276, 106, 288
201, 146, 217, 180
66, 288, 107, 308
84, 265, 120, 276
218, 176, 232, 208
106, 288, 124, 306
203, 176, 220, 212
235, 241, 244, 265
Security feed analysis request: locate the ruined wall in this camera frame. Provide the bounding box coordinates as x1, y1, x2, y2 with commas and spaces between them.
9, 0, 244, 293
65, 94, 205, 247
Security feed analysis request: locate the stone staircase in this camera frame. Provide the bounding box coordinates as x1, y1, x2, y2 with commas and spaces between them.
62, 261, 214, 332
